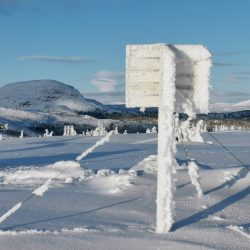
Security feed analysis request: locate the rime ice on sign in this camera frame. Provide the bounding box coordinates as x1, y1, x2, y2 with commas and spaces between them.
126, 44, 162, 108
126, 44, 212, 114
126, 43, 212, 234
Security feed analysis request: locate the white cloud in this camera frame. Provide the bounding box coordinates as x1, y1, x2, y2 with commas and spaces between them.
91, 78, 118, 92
210, 90, 250, 104
91, 70, 124, 93
84, 91, 125, 105
17, 55, 98, 64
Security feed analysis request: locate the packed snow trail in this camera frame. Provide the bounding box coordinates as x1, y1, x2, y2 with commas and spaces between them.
76, 130, 114, 161
0, 132, 114, 225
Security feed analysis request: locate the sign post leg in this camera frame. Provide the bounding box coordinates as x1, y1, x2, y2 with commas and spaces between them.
156, 47, 176, 233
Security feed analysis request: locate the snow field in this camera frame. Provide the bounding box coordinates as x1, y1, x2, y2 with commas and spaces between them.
0, 132, 249, 249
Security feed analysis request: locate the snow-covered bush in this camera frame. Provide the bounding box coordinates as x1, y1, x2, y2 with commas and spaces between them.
0, 134, 2, 140
145, 127, 158, 134
84, 122, 108, 137
43, 129, 53, 137
213, 124, 242, 132
114, 127, 119, 135
151, 126, 157, 133
92, 122, 107, 136
19, 130, 24, 139
175, 117, 204, 143
85, 130, 92, 136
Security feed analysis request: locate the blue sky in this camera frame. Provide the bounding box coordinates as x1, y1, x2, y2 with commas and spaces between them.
0, 0, 250, 104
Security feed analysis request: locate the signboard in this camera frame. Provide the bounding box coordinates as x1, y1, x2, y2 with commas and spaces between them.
126, 44, 162, 108
126, 44, 212, 114
125, 43, 212, 234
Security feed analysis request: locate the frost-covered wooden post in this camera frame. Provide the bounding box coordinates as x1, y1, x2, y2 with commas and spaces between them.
126, 44, 212, 233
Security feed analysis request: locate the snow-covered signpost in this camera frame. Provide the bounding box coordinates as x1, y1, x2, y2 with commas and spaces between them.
126, 44, 212, 233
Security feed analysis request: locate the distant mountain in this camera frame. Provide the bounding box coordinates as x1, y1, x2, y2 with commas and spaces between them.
0, 80, 153, 137
0, 79, 249, 137
209, 100, 250, 112
0, 80, 101, 113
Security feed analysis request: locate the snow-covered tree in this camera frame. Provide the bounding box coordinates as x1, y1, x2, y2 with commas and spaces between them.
175, 118, 204, 143
92, 122, 107, 136
43, 129, 53, 137
70, 125, 77, 136
114, 127, 119, 135
85, 130, 92, 136
19, 130, 24, 139
151, 126, 157, 133
63, 125, 77, 136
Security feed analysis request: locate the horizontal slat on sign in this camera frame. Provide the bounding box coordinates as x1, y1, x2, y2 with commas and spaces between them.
126, 71, 160, 83
127, 45, 163, 58
126, 58, 161, 71
127, 84, 160, 96
126, 95, 160, 108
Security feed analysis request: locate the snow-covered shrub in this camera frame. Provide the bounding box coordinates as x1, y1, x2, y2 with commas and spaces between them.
114, 127, 119, 135
151, 126, 157, 133
83, 122, 108, 137
43, 129, 53, 137
175, 117, 204, 143
213, 124, 242, 132
85, 130, 92, 136
0, 134, 2, 140
146, 128, 151, 133
96, 169, 115, 177
92, 122, 107, 136
123, 130, 127, 135
19, 130, 24, 139
70, 125, 77, 136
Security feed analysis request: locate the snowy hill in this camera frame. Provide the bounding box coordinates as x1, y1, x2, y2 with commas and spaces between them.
0, 80, 99, 113
209, 100, 250, 112
0, 80, 249, 137
0, 80, 158, 136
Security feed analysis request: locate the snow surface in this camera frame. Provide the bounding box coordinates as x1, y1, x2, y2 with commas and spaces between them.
0, 132, 249, 249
